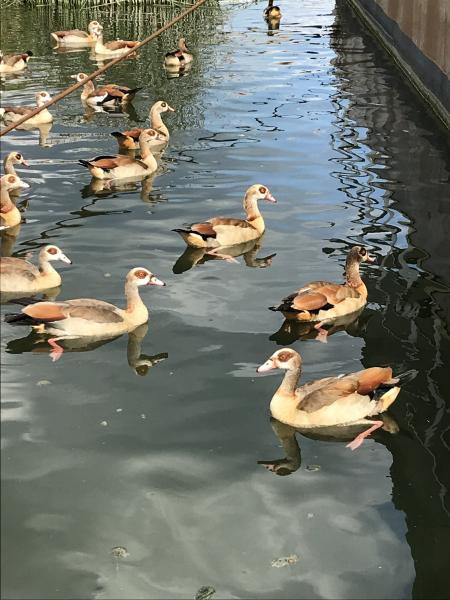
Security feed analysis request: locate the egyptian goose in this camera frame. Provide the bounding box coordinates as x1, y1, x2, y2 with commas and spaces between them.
164, 38, 193, 68
70, 72, 142, 107
0, 174, 29, 229
3, 151, 29, 194
270, 246, 375, 340
51, 21, 102, 47
0, 90, 53, 125
111, 100, 175, 151
0, 51, 33, 74
173, 184, 276, 261
92, 29, 139, 57
3, 151, 29, 176
79, 128, 164, 180
6, 267, 165, 361
257, 348, 416, 450
264, 0, 282, 19
0, 245, 71, 293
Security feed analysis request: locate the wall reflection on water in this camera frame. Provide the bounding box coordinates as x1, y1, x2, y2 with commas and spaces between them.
330, 3, 450, 597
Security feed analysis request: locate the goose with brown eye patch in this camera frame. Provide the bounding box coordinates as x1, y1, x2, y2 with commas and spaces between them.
51, 20, 103, 48
5, 267, 166, 361
269, 245, 376, 342
173, 184, 277, 262
263, 0, 282, 21
79, 129, 164, 181
0, 173, 30, 230
3, 152, 30, 192
0, 90, 53, 125
70, 72, 142, 108
164, 37, 193, 69
111, 100, 175, 151
0, 244, 71, 297
0, 50, 33, 74
256, 347, 417, 451
91, 27, 140, 58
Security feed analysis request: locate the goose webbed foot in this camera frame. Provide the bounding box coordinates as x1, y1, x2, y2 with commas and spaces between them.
346, 420, 384, 450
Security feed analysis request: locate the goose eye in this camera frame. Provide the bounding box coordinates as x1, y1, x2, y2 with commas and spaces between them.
7, 176, 16, 183
47, 247, 58, 255
16, 153, 21, 160
259, 186, 266, 194
161, 102, 166, 107
277, 350, 293, 362
40, 92, 47, 97
359, 248, 366, 256
135, 270, 148, 279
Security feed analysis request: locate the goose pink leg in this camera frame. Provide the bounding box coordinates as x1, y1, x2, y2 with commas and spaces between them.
314, 321, 328, 343
206, 250, 239, 263
48, 338, 64, 362
346, 420, 384, 450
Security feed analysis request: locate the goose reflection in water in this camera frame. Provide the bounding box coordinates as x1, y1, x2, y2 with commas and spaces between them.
266, 17, 281, 35
81, 173, 156, 202
12, 122, 53, 147
173, 237, 276, 274
5, 322, 167, 376
258, 414, 400, 476
81, 101, 139, 123
164, 61, 192, 80
1, 194, 31, 257
270, 307, 371, 345
1, 285, 61, 305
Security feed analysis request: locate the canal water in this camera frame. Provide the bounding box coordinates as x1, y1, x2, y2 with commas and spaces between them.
1, 1, 449, 598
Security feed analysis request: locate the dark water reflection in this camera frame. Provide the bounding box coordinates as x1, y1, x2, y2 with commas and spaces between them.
1, 1, 449, 598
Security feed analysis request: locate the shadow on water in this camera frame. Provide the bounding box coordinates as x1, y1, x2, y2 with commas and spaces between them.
330, 3, 450, 597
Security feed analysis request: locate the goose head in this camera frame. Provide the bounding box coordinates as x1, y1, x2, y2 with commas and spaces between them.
42, 245, 72, 264
152, 100, 175, 114
7, 152, 29, 167
70, 72, 89, 83
88, 21, 103, 35
1, 174, 30, 191
36, 91, 52, 107
349, 245, 376, 264
245, 184, 277, 205
127, 267, 166, 288
139, 128, 167, 145
257, 348, 302, 373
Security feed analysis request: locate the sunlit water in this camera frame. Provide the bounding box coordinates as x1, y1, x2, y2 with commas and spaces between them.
1, 1, 449, 598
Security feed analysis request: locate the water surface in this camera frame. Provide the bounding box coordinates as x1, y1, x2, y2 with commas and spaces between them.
1, 1, 449, 598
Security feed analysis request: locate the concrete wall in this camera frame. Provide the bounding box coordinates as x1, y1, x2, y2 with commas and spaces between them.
345, 0, 450, 127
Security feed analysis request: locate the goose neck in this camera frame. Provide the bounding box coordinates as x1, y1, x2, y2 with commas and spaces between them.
277, 366, 301, 397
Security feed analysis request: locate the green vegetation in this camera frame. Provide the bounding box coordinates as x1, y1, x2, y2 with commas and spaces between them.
1, 0, 195, 7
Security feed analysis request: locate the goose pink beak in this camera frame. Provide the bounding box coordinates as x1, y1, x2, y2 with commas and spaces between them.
149, 276, 166, 287
257, 358, 276, 373
367, 254, 376, 263
265, 191, 276, 203
59, 253, 72, 264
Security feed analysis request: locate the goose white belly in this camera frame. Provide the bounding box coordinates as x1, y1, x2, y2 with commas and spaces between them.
270, 391, 381, 429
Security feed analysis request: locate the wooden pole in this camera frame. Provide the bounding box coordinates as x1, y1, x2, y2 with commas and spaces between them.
0, 0, 209, 137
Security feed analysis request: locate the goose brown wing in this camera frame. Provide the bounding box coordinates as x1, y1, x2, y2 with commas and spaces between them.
64, 303, 124, 323
53, 29, 88, 39
299, 376, 359, 412
2, 106, 32, 116
105, 40, 138, 50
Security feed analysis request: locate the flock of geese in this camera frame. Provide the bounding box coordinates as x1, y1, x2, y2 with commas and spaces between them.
0, 2, 416, 454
